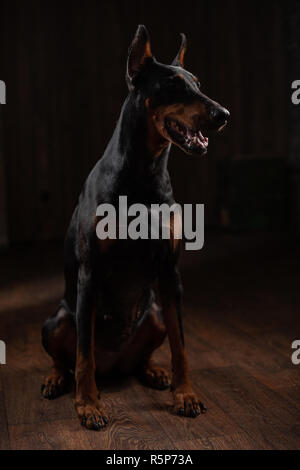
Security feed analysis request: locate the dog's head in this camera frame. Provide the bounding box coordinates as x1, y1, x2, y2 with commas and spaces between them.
126, 25, 229, 156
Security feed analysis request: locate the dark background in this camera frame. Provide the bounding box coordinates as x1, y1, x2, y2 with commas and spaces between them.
0, 1, 300, 450
0, 0, 299, 245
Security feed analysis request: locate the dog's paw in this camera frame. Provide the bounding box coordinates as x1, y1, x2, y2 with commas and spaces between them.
41, 372, 70, 400
173, 385, 207, 418
75, 399, 109, 431
139, 365, 170, 390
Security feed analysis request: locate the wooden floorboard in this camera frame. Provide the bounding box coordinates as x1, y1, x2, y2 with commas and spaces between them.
0, 234, 300, 450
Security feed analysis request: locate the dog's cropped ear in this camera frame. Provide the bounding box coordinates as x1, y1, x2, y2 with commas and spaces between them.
126, 25, 152, 90
172, 33, 187, 68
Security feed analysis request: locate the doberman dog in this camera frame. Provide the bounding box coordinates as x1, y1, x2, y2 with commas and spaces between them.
41, 25, 229, 430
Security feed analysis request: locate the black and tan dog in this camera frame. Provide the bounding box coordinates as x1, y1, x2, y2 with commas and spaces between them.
41, 25, 229, 430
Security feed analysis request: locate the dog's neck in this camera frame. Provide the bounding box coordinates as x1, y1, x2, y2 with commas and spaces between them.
98, 94, 174, 203
117, 94, 171, 172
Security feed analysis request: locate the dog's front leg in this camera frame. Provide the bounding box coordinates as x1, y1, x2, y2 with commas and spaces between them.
159, 266, 206, 418
74, 265, 109, 430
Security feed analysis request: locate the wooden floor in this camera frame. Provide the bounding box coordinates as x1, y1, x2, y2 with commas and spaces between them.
0, 232, 300, 450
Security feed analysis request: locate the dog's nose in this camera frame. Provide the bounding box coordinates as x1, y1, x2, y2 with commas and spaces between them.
210, 106, 230, 129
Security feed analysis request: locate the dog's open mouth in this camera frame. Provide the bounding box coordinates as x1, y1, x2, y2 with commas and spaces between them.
165, 117, 209, 155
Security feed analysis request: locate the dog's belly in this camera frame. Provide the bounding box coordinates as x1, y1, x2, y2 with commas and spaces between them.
94, 238, 164, 351
94, 288, 151, 352
94, 344, 122, 374
93, 300, 151, 372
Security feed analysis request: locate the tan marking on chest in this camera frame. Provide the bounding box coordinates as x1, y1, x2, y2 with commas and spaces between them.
94, 215, 116, 254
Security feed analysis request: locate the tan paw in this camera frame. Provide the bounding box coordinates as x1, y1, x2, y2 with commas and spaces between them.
140, 366, 170, 390
41, 372, 70, 400
75, 399, 109, 430
173, 385, 207, 418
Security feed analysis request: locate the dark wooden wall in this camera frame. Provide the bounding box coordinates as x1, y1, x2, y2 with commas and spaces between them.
0, 0, 289, 242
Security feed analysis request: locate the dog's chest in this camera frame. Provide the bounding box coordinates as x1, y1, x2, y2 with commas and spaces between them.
94, 238, 164, 348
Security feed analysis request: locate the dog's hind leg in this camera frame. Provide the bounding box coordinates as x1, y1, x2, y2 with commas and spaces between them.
119, 300, 170, 390
41, 301, 76, 399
